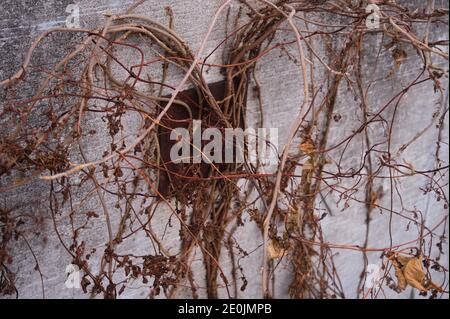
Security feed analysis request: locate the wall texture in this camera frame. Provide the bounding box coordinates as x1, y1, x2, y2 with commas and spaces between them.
0, 0, 448, 299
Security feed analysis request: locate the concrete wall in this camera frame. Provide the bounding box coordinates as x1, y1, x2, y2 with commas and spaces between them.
0, 0, 448, 299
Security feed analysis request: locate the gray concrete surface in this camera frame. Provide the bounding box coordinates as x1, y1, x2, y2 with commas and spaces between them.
0, 0, 448, 299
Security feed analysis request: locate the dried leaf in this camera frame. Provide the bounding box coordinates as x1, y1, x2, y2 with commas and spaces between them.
403, 257, 427, 291
299, 138, 315, 155
85, 211, 99, 219
81, 276, 90, 293
268, 240, 285, 259
392, 48, 407, 67
390, 255, 408, 291
388, 253, 443, 293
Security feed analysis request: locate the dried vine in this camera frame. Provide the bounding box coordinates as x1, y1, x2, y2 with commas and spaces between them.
0, 0, 449, 299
